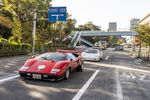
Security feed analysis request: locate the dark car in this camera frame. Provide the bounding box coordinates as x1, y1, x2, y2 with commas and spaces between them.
115, 45, 124, 51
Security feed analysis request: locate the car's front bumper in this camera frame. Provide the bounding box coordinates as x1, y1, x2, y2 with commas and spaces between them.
83, 57, 100, 61
19, 72, 63, 81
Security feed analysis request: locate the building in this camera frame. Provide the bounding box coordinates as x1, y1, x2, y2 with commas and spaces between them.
138, 13, 150, 25
108, 22, 117, 32
130, 18, 140, 31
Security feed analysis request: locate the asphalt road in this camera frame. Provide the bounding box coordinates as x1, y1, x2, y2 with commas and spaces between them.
0, 48, 150, 100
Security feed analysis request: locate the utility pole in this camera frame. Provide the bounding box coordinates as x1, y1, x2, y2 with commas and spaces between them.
32, 9, 37, 55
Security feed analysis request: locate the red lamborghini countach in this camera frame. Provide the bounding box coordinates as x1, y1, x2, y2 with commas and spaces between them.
18, 50, 83, 81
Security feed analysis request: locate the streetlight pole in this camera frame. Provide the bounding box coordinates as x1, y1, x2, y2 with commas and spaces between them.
32, 9, 37, 55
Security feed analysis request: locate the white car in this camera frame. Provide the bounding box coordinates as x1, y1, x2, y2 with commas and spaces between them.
81, 48, 103, 61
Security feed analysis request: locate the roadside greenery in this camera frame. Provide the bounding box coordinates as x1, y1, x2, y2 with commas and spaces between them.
0, 0, 76, 56
135, 24, 150, 60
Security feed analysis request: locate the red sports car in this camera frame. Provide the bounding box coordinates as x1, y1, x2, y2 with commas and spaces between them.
19, 50, 83, 81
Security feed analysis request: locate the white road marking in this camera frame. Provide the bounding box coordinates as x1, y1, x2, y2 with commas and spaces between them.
0, 75, 19, 83
85, 62, 150, 74
72, 70, 99, 100
84, 67, 96, 71
4, 65, 10, 68
7, 63, 16, 66
129, 73, 136, 79
115, 69, 123, 100
121, 72, 130, 79
139, 74, 147, 80
105, 56, 109, 60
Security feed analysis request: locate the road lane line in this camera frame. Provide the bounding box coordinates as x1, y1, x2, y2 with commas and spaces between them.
129, 73, 136, 79
85, 61, 150, 74
139, 74, 147, 80
115, 69, 123, 100
84, 67, 96, 71
72, 70, 99, 100
0, 75, 19, 83
105, 56, 109, 60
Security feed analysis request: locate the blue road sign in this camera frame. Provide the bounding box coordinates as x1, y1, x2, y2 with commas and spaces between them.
48, 7, 67, 22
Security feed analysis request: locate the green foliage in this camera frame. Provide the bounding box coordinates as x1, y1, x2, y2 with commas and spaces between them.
76, 21, 101, 31
0, 0, 76, 53
136, 24, 150, 46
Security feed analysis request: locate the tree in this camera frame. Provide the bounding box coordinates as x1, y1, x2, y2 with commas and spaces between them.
135, 24, 150, 60
76, 21, 101, 31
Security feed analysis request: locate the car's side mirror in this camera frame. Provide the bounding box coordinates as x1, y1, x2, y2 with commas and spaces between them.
70, 59, 73, 61
32, 56, 35, 58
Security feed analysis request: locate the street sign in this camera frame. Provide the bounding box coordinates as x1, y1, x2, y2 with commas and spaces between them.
48, 7, 67, 22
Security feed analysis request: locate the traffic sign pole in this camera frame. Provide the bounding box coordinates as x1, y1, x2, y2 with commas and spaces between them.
32, 9, 37, 55
31, 7, 66, 55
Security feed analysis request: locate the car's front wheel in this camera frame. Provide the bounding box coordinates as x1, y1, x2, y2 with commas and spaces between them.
76, 63, 84, 72
64, 68, 70, 80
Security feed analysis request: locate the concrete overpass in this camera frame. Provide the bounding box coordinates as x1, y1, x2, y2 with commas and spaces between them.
68, 31, 137, 48
81, 31, 137, 36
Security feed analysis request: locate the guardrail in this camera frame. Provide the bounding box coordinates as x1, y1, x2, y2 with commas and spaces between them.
80, 38, 94, 47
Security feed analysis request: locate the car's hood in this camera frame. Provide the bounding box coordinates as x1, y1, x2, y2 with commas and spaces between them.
26, 59, 56, 74
83, 53, 99, 58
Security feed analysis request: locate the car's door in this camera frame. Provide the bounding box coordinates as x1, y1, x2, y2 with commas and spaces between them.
66, 53, 80, 69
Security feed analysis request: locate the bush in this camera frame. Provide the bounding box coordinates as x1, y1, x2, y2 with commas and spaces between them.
0, 41, 31, 57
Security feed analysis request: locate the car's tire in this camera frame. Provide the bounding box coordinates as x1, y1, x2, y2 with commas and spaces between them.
64, 68, 70, 80
100, 57, 103, 60
76, 63, 84, 72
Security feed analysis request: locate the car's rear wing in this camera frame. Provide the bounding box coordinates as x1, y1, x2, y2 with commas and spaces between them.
56, 49, 82, 57
56, 49, 82, 53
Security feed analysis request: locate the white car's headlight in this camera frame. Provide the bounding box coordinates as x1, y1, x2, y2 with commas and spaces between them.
20, 66, 29, 71
51, 68, 61, 74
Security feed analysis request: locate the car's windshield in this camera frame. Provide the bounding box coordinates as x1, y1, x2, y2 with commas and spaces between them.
36, 53, 66, 61
85, 49, 98, 53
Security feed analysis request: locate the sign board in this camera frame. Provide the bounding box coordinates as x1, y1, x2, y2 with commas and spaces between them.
48, 7, 67, 22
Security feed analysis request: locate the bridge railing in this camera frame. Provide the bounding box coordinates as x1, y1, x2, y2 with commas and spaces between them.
68, 31, 82, 48
80, 38, 94, 47
79, 31, 137, 36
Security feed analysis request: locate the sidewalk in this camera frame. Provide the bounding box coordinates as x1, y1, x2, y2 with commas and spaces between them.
125, 48, 150, 67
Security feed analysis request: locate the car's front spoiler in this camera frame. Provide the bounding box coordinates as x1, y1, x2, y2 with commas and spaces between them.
19, 72, 64, 81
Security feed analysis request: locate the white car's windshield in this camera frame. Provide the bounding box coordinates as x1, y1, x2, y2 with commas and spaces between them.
85, 49, 98, 53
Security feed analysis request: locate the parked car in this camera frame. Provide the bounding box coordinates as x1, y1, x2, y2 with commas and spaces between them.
81, 48, 103, 61
115, 45, 124, 51
19, 50, 83, 81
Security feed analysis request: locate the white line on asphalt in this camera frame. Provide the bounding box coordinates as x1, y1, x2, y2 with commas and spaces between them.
129, 73, 136, 79
85, 61, 150, 74
0, 75, 19, 83
139, 74, 147, 80
115, 69, 123, 100
72, 70, 99, 100
84, 67, 96, 71
105, 56, 109, 60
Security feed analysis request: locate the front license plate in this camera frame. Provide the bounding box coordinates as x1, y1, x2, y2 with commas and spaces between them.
32, 74, 41, 79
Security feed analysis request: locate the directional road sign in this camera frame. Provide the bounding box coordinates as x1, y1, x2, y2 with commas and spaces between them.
48, 7, 67, 22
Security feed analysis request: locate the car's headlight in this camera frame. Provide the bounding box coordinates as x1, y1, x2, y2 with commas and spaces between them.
19, 66, 29, 71
51, 68, 61, 74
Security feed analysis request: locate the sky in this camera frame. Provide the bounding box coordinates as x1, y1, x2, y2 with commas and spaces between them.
52, 0, 150, 31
